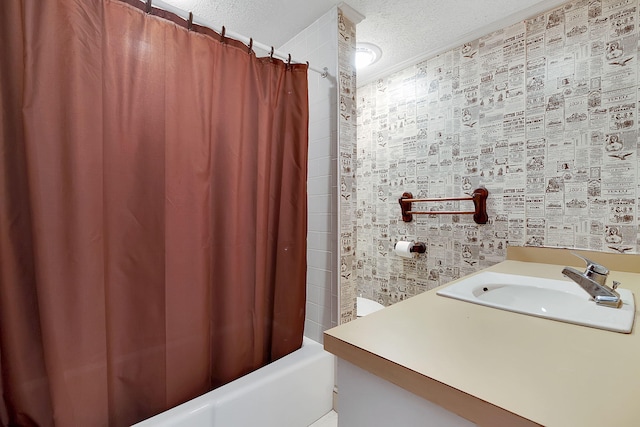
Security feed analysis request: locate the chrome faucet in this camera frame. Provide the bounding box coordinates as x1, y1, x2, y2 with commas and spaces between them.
562, 253, 622, 308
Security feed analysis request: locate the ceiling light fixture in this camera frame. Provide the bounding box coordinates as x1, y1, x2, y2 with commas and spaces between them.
355, 42, 382, 69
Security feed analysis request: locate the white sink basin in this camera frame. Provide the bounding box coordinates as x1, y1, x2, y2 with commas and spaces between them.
436, 271, 636, 333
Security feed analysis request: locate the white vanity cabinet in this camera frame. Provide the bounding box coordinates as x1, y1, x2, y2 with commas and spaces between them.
336, 359, 475, 427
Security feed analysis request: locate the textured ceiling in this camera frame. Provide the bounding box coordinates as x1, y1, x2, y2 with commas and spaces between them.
161, 0, 568, 85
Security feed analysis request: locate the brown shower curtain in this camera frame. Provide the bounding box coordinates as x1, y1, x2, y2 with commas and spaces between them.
0, 0, 308, 425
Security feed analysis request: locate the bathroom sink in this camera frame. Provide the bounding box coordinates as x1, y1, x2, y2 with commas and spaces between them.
436, 272, 635, 333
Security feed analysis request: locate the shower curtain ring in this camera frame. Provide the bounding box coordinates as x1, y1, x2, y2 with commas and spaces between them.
248, 38, 253, 54
220, 26, 226, 43
145, 0, 152, 13
187, 11, 193, 31
287, 54, 291, 67
270, 46, 274, 60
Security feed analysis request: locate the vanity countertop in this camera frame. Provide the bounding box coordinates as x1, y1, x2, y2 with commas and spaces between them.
324, 247, 640, 427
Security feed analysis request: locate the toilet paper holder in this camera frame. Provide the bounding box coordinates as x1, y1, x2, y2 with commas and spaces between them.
394, 241, 426, 253
398, 187, 489, 224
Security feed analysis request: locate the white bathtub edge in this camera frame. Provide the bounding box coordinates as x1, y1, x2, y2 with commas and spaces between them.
133, 337, 334, 427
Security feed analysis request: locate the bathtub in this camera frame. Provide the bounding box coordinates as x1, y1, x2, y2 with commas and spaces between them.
133, 337, 335, 427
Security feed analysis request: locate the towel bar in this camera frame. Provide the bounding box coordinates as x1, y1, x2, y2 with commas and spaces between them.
399, 188, 489, 224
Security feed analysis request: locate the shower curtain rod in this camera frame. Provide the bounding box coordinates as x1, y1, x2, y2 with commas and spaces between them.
142, 0, 330, 78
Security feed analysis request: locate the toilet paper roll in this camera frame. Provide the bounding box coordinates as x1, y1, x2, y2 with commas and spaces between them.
395, 241, 415, 258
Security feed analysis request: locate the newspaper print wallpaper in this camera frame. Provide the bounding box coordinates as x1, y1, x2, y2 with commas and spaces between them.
355, 0, 639, 307
338, 8, 359, 323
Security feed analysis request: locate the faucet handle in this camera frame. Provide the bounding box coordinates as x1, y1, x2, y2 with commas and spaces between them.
570, 252, 608, 275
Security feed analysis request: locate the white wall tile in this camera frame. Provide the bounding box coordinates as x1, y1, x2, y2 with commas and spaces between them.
304, 319, 323, 343
308, 231, 332, 250
308, 213, 332, 233
308, 194, 332, 214
308, 142, 333, 164
309, 118, 332, 142
307, 266, 332, 287
308, 156, 333, 180
306, 301, 320, 323
281, 6, 339, 341
308, 175, 333, 197
307, 249, 332, 271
